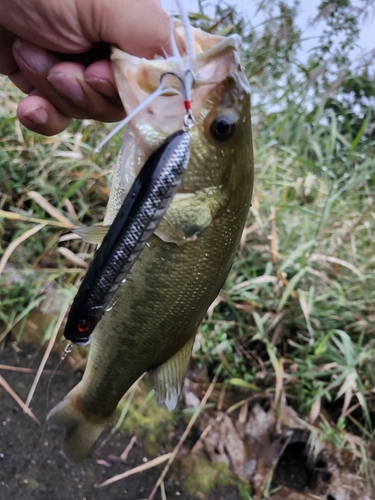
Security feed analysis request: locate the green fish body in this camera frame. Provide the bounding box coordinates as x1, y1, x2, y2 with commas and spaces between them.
49, 25, 254, 462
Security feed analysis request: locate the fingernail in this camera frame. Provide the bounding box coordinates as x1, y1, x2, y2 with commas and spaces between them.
48, 73, 84, 101
23, 106, 48, 124
85, 77, 117, 97
13, 38, 52, 73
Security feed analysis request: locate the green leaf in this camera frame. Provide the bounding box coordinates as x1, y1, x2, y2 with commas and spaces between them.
277, 267, 307, 312
227, 378, 261, 391
279, 240, 315, 273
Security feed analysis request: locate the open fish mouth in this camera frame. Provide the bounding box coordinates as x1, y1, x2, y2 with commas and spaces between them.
110, 23, 250, 147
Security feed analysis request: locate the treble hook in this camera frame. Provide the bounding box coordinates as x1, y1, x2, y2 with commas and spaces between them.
159, 70, 196, 130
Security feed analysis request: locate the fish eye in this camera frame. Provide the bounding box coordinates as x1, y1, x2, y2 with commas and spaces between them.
77, 319, 91, 333
210, 114, 237, 142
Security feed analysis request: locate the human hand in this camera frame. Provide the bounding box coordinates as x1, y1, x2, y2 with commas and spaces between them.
0, 0, 178, 135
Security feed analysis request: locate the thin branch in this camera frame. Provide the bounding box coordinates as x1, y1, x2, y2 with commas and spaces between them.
0, 375, 40, 425
0, 209, 75, 229
25, 303, 69, 407
0, 223, 46, 275
98, 453, 173, 487
0, 364, 57, 374
147, 365, 223, 500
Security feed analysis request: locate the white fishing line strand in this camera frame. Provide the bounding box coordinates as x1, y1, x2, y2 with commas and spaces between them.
95, 85, 181, 152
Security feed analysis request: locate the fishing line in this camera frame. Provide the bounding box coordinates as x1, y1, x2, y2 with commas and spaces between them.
45, 343, 73, 415
37, 343, 73, 452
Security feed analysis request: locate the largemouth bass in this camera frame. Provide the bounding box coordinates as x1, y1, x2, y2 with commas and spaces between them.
49, 23, 254, 462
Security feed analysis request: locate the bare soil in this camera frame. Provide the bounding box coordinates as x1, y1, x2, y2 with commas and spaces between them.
0, 345, 240, 500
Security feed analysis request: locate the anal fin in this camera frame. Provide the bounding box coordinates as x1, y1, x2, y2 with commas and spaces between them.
151, 335, 195, 410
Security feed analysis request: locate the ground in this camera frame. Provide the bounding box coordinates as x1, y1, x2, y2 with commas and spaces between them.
1, 340, 373, 500
0, 345, 240, 500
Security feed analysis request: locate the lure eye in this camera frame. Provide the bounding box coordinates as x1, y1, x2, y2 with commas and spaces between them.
77, 319, 91, 333
210, 114, 237, 142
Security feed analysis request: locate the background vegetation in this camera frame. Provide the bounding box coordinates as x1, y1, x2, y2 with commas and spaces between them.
1, 0, 375, 497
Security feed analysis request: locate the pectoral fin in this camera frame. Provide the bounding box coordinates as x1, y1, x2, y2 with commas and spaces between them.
151, 335, 195, 410
73, 225, 109, 244
155, 187, 224, 245
74, 187, 224, 246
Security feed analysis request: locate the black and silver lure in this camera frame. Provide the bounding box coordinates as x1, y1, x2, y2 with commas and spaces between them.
64, 6, 196, 346
64, 130, 191, 345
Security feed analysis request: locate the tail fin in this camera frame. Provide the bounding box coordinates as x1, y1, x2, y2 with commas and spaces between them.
48, 389, 109, 462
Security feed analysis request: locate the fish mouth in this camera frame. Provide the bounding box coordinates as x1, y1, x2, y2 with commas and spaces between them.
111, 25, 249, 140
112, 31, 244, 92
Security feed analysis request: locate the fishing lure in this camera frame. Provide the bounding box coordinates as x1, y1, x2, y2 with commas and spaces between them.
64, 1, 196, 345
64, 129, 191, 345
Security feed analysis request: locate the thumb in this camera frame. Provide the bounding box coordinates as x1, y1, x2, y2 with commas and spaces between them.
80, 0, 183, 59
